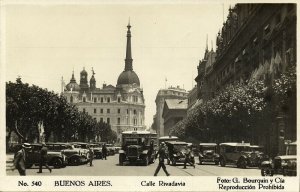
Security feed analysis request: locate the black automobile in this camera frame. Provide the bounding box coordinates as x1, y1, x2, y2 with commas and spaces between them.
90, 143, 103, 159
261, 141, 297, 176
46, 142, 87, 165
119, 131, 157, 166
261, 155, 297, 176
25, 143, 67, 168
166, 141, 194, 166
198, 143, 219, 165
219, 142, 251, 168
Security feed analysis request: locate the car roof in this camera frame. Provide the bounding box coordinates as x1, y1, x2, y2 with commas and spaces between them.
219, 142, 250, 147
122, 130, 157, 135
250, 145, 263, 148
275, 155, 297, 159
199, 143, 217, 146
159, 136, 178, 139
167, 141, 188, 145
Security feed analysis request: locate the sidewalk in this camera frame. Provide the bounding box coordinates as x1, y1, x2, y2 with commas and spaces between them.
6, 153, 14, 172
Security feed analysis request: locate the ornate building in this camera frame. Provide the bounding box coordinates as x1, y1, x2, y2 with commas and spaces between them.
62, 23, 146, 140
195, 4, 296, 156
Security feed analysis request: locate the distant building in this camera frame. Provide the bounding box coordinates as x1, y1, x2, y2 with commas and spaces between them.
62, 23, 146, 141
162, 99, 188, 136
154, 86, 188, 138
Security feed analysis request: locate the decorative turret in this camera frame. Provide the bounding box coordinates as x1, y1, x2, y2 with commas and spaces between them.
66, 70, 80, 92
80, 67, 89, 93
90, 68, 96, 91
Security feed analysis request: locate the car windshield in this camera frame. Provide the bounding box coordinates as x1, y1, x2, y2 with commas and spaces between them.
200, 146, 216, 151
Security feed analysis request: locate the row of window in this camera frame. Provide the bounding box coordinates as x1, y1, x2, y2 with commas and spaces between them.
92, 117, 142, 126
83, 108, 142, 115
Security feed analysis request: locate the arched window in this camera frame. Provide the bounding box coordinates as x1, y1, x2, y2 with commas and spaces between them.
70, 95, 73, 103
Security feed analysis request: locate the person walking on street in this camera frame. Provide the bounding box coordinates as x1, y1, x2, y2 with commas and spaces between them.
102, 144, 107, 160
13, 143, 31, 176
154, 142, 170, 176
183, 146, 195, 169
88, 147, 94, 166
37, 143, 52, 173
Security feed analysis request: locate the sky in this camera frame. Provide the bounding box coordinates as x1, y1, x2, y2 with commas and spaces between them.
3, 1, 231, 128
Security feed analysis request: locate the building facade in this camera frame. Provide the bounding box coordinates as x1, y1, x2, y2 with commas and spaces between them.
162, 99, 188, 136
62, 23, 146, 140
187, 85, 198, 115
153, 86, 188, 138
195, 4, 296, 156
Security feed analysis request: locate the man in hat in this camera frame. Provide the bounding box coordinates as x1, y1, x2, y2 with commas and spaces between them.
154, 142, 170, 176
13, 143, 31, 176
37, 143, 52, 173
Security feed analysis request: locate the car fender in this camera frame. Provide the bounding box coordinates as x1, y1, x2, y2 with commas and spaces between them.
142, 150, 148, 155
260, 160, 272, 168
119, 150, 125, 154
68, 154, 82, 159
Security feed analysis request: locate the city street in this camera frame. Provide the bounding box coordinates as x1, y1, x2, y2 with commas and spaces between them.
6, 154, 260, 176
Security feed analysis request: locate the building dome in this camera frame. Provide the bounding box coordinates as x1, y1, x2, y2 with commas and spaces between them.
66, 72, 80, 91
117, 70, 140, 86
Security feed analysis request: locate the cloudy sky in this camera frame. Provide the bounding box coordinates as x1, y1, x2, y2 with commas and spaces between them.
3, 1, 231, 127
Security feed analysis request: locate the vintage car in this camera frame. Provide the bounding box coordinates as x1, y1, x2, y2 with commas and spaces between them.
261, 155, 297, 176
119, 130, 157, 166
46, 142, 88, 165
198, 143, 219, 165
106, 144, 116, 156
248, 145, 269, 167
219, 142, 252, 168
261, 141, 297, 176
89, 143, 103, 159
166, 141, 194, 166
24, 143, 67, 168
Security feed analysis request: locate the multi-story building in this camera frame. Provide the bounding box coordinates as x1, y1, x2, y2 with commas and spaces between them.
154, 86, 188, 138
195, 4, 296, 156
162, 99, 188, 136
62, 23, 146, 140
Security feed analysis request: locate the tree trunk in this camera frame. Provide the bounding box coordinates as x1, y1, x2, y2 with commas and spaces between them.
13, 120, 25, 142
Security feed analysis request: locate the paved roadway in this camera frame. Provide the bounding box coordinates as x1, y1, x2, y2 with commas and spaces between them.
7, 154, 260, 176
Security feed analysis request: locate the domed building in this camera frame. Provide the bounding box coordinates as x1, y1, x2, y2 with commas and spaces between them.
62, 23, 146, 141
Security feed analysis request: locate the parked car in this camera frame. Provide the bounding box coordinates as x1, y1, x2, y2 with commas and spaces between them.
89, 143, 103, 159
106, 144, 116, 156
46, 142, 87, 165
25, 143, 67, 168
261, 141, 297, 176
261, 155, 297, 176
198, 143, 219, 165
248, 145, 269, 167
219, 142, 251, 168
166, 141, 194, 166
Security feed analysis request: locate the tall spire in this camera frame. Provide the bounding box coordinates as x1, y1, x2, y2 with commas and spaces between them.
125, 19, 133, 71
206, 34, 208, 51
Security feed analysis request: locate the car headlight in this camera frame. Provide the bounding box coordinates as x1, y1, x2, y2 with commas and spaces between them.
281, 160, 287, 167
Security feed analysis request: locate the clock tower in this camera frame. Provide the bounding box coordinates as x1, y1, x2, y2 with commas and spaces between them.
79, 67, 89, 93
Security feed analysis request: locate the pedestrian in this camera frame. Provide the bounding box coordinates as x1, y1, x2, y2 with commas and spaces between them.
102, 144, 107, 160
183, 146, 195, 169
154, 142, 170, 176
37, 143, 52, 173
88, 147, 94, 166
13, 143, 31, 176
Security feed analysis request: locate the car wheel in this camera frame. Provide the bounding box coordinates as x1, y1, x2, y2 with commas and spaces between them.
238, 158, 247, 169
143, 156, 149, 166
261, 168, 273, 176
119, 154, 124, 166
69, 157, 80, 166
220, 158, 226, 167
51, 158, 63, 168
172, 159, 176, 166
